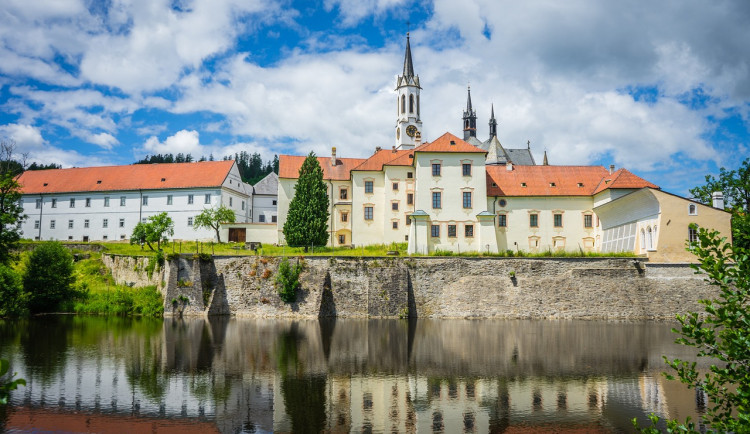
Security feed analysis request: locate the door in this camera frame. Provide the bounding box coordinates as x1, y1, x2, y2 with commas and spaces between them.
228, 228, 246, 243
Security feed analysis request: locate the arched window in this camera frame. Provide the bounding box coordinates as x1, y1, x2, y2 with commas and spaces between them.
417, 95, 420, 116
401, 95, 406, 114
465, 119, 469, 129
688, 204, 697, 215
409, 94, 414, 113
640, 229, 646, 251
647, 227, 653, 250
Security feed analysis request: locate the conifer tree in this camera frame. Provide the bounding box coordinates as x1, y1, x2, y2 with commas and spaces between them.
283, 152, 329, 249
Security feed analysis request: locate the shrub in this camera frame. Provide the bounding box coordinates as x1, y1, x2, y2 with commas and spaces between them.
0, 264, 26, 316
23, 242, 77, 313
276, 257, 302, 303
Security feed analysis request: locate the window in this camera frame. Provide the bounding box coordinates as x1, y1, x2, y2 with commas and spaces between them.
103, 219, 108, 228
187, 194, 194, 205
431, 224, 440, 238
584, 214, 593, 228
448, 224, 457, 237
120, 196, 126, 206
341, 212, 348, 222
406, 217, 411, 225
465, 224, 474, 237
167, 195, 173, 205
103, 235, 108, 240
68, 220, 74, 229
407, 172, 413, 179
392, 182, 398, 191
553, 213, 563, 227
119, 218, 125, 228
688, 204, 697, 215
272, 200, 277, 206
35, 199, 41, 209
498, 214, 507, 227
462, 163, 471, 176
647, 227, 654, 249
241, 201, 245, 210
85, 198, 91, 207
259, 215, 265, 223
34, 220, 40, 229
338, 234, 346, 245
229, 197, 233, 207
409, 94, 414, 113
463, 192, 472, 208
272, 215, 277, 223
187, 217, 193, 226
142, 196, 148, 206
401, 95, 406, 113
52, 198, 57, 208
364, 181, 373, 194
641, 229, 646, 250
529, 214, 539, 227
407, 193, 413, 205
364, 206, 373, 220
104, 197, 110, 207
84, 219, 89, 228
392, 221, 399, 229
50, 220, 55, 229
204, 193, 211, 204
432, 192, 442, 209
70, 198, 75, 208
432, 163, 441, 176
392, 202, 399, 211
141, 218, 147, 223
340, 188, 348, 200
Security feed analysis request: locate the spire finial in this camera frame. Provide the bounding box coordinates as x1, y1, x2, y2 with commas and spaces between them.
402, 32, 415, 78
543, 149, 549, 166
527, 139, 531, 149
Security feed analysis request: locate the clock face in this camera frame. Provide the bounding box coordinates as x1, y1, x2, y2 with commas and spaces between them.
406, 125, 418, 137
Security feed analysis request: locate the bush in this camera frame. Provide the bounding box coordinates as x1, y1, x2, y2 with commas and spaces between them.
74, 286, 163, 317
0, 264, 25, 316
276, 257, 302, 303
23, 242, 77, 313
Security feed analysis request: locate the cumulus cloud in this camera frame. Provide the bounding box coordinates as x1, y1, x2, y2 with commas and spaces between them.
0, 123, 110, 168
140, 129, 277, 163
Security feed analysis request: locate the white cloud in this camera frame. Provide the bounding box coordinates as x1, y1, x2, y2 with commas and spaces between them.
0, 123, 45, 149
139, 129, 278, 162
0, 123, 111, 168
323, 0, 408, 26
86, 132, 119, 150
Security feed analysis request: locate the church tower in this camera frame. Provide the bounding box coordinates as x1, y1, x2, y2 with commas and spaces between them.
395, 33, 422, 150
462, 86, 477, 140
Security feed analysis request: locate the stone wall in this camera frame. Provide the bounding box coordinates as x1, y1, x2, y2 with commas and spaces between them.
104, 255, 717, 320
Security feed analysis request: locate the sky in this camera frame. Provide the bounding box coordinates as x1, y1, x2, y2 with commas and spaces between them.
1, 0, 749, 195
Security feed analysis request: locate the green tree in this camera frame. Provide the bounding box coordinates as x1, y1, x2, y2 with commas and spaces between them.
276, 257, 302, 303
0, 141, 26, 264
283, 152, 329, 250
0, 264, 26, 316
130, 212, 174, 251
635, 226, 749, 432
690, 158, 750, 249
193, 205, 235, 243
23, 242, 76, 313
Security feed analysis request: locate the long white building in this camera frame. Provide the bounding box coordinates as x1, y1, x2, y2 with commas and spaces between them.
18, 160, 252, 242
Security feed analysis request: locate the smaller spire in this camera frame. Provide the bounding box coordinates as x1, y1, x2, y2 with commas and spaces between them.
402, 33, 415, 78
466, 85, 473, 111
543, 150, 549, 166
489, 103, 497, 138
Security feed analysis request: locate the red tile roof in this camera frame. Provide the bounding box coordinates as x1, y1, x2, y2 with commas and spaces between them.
18, 160, 236, 194
486, 165, 658, 197
278, 155, 366, 181
353, 148, 413, 171
414, 132, 486, 154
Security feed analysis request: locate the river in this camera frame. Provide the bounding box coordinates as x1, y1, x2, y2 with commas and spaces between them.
0, 316, 706, 433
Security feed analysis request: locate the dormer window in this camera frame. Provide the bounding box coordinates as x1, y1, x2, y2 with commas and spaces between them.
43, 183, 48, 187
521, 182, 527, 187
161, 178, 166, 182
550, 182, 556, 187
577, 183, 583, 187
97, 180, 102, 184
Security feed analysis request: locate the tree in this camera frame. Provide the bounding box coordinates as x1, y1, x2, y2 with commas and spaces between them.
283, 152, 329, 250
23, 242, 76, 313
690, 158, 750, 249
635, 226, 749, 432
0, 140, 26, 264
0, 264, 25, 316
193, 205, 235, 243
130, 212, 174, 251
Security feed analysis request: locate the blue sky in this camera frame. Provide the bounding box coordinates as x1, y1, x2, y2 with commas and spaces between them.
1, 0, 749, 196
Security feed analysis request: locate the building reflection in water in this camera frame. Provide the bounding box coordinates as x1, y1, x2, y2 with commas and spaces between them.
0, 316, 707, 433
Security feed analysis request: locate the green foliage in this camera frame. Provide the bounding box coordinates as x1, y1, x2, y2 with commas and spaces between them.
690, 157, 750, 249
0, 264, 26, 316
0, 141, 25, 264
635, 225, 750, 432
283, 152, 329, 248
130, 212, 174, 251
193, 205, 236, 243
23, 242, 77, 313
276, 257, 302, 303
0, 358, 26, 404
74, 285, 164, 317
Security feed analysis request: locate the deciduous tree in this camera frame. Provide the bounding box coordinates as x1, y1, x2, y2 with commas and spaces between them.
0, 141, 26, 264
282, 152, 329, 250
130, 212, 174, 251
193, 205, 235, 243
23, 242, 76, 313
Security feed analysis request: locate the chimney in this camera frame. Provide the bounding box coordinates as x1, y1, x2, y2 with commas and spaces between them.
331, 147, 336, 165
712, 191, 725, 209
609, 164, 615, 174
392, 145, 396, 153
415, 132, 422, 147
375, 146, 381, 153
506, 162, 513, 171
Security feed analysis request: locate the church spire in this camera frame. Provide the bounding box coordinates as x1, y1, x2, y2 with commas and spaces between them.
543, 150, 549, 166
462, 85, 477, 140
403, 32, 415, 78
489, 103, 498, 138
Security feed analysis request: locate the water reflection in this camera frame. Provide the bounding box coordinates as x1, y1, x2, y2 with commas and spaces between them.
0, 317, 704, 433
